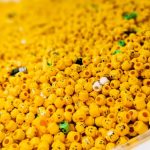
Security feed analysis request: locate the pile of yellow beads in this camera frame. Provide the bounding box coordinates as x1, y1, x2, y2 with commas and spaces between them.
0, 0, 150, 149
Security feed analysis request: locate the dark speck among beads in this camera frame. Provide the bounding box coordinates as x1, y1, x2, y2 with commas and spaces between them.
75, 58, 83, 65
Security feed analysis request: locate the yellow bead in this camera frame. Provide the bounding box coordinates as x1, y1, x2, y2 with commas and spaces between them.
85, 116, 94, 126
18, 102, 29, 114
30, 137, 40, 148
95, 137, 106, 150
79, 90, 89, 102
13, 129, 25, 141
2, 136, 13, 147
109, 89, 120, 99
99, 128, 108, 138
9, 143, 19, 150
128, 109, 138, 122
65, 105, 74, 114
134, 121, 148, 134
82, 136, 94, 149
129, 70, 139, 78
128, 77, 140, 86
117, 111, 131, 123
134, 96, 146, 110
102, 85, 111, 96
54, 132, 65, 142
121, 60, 131, 71
128, 124, 137, 137
143, 79, 150, 86
115, 122, 129, 136
84, 82, 93, 92
69, 142, 82, 150
16, 113, 25, 125
64, 111, 72, 122
106, 97, 115, 107
52, 108, 64, 123
85, 126, 97, 138
67, 131, 80, 142
72, 109, 86, 122
134, 62, 144, 70
106, 129, 119, 142
95, 94, 106, 106
56, 88, 65, 97
0, 111, 11, 124
82, 69, 92, 78
47, 122, 59, 135
11, 108, 19, 119
102, 118, 115, 130
116, 136, 129, 145
54, 97, 65, 108
5, 120, 17, 132
26, 126, 37, 139
89, 103, 100, 117
138, 109, 150, 122
70, 71, 80, 80
141, 86, 150, 95
106, 143, 115, 150
75, 122, 85, 134
38, 141, 49, 150
46, 104, 56, 116
52, 140, 66, 150
34, 95, 44, 107
65, 85, 74, 96
41, 134, 53, 144
25, 112, 35, 124
110, 80, 120, 89
64, 95, 73, 105
19, 91, 29, 101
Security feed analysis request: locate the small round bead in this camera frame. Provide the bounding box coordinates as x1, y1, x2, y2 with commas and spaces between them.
65, 85, 75, 96
67, 131, 80, 142
54, 132, 65, 142
128, 124, 137, 137
106, 143, 115, 150
106, 129, 119, 142
134, 121, 148, 134
128, 109, 138, 122
79, 90, 89, 102
95, 137, 106, 149
82, 136, 94, 149
2, 136, 13, 147
89, 103, 100, 117
75, 122, 85, 134
26, 126, 37, 139
92, 81, 102, 92
115, 122, 129, 136
47, 122, 59, 135
99, 77, 110, 85
138, 109, 150, 122
69, 142, 82, 150
116, 136, 129, 145
85, 126, 97, 138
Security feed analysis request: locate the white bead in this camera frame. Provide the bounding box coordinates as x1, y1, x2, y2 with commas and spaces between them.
19, 67, 27, 73
99, 77, 109, 85
92, 81, 102, 91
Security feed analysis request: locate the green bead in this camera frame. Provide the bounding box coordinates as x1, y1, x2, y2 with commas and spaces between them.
10, 68, 19, 76
112, 50, 122, 55
47, 62, 52, 66
59, 121, 70, 133
123, 12, 137, 20
118, 40, 126, 47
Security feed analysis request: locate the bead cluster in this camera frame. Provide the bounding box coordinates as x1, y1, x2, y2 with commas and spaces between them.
93, 77, 110, 92
0, 0, 150, 150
